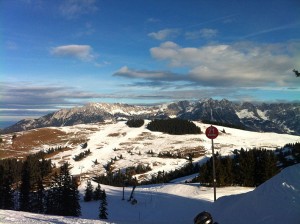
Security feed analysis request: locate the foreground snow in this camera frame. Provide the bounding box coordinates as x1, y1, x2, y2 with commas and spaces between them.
209, 163, 300, 224
1, 164, 299, 224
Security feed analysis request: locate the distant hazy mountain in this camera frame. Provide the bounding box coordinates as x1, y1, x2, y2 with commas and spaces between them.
1, 99, 299, 135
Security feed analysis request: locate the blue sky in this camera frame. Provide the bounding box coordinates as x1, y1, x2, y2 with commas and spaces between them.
1, 0, 300, 124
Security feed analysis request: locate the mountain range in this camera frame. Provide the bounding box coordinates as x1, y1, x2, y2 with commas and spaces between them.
2, 98, 299, 135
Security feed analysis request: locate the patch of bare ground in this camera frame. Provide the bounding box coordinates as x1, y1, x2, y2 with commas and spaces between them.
179, 146, 206, 157
158, 146, 206, 159
67, 137, 88, 146
107, 132, 126, 137
132, 132, 157, 141
11, 128, 68, 150
84, 127, 101, 132
0, 127, 90, 159
0, 149, 27, 159
0, 128, 67, 159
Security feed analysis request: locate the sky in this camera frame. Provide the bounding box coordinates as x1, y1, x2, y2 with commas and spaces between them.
1, 0, 300, 124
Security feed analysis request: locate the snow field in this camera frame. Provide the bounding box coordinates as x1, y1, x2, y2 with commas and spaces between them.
49, 120, 299, 179
1, 164, 299, 223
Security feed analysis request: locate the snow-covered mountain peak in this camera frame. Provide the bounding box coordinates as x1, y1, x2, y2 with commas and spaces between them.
1, 99, 299, 135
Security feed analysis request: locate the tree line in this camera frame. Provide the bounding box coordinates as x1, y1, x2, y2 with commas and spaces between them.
126, 119, 144, 128
84, 180, 108, 219
194, 143, 300, 187
73, 149, 91, 161
147, 118, 201, 135
0, 157, 81, 216
0, 154, 109, 219
93, 143, 300, 188
276, 142, 300, 167
93, 159, 200, 187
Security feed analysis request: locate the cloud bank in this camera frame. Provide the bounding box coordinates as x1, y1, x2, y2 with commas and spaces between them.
148, 41, 297, 87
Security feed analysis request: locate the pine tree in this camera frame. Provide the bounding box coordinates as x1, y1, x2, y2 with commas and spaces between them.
1, 174, 15, 210
93, 183, 103, 201
19, 160, 31, 211
99, 190, 108, 219
0, 165, 4, 208
46, 163, 81, 216
0, 165, 14, 209
84, 180, 94, 202
31, 178, 45, 213
59, 163, 81, 216
45, 173, 61, 215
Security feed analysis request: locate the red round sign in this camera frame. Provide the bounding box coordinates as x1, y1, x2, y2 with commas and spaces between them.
205, 126, 219, 139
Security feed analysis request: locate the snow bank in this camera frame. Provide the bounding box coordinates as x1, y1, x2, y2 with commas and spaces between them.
0, 209, 113, 224
209, 164, 300, 224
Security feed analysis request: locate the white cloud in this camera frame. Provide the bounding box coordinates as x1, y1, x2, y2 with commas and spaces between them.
51, 45, 96, 61
113, 66, 182, 81
148, 28, 180, 40
150, 41, 297, 87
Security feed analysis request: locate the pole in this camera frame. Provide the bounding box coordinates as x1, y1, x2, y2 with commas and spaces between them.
211, 138, 217, 202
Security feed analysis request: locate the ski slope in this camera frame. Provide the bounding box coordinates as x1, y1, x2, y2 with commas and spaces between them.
47, 120, 300, 179
1, 120, 299, 223
0, 164, 299, 224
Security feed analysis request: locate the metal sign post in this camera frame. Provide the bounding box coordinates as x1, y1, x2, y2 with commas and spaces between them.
205, 125, 219, 202
211, 138, 216, 202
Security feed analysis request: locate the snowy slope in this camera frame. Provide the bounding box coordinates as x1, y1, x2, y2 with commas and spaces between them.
0, 164, 299, 224
209, 163, 300, 224
51, 121, 299, 178
2, 120, 299, 181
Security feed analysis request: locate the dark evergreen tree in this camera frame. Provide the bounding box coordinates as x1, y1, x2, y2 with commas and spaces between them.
59, 163, 81, 216
84, 180, 94, 202
1, 172, 15, 210
126, 119, 144, 127
45, 173, 61, 215
147, 118, 201, 135
195, 148, 280, 187
30, 178, 45, 213
99, 190, 108, 219
255, 150, 278, 186
46, 163, 81, 217
0, 165, 4, 208
237, 149, 256, 186
93, 183, 103, 201
222, 156, 234, 185
19, 160, 31, 211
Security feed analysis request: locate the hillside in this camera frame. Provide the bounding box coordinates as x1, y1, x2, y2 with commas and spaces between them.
0, 164, 299, 224
2, 99, 300, 135
1, 120, 299, 182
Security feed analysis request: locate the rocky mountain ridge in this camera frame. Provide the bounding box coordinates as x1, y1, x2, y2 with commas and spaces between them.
1, 99, 299, 135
